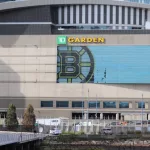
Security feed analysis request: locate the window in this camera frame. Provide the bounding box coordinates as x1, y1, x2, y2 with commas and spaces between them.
139, 8, 142, 25
89, 101, 100, 108
145, 9, 148, 21
72, 101, 84, 108
133, 8, 136, 25
41, 101, 53, 107
103, 101, 116, 108
61, 6, 64, 24
119, 102, 129, 108
85, 5, 88, 23
67, 6, 70, 24
79, 5, 82, 23
91, 5, 94, 23
128, 7, 131, 24
104, 5, 107, 24
110, 5, 113, 24
56, 101, 69, 107
122, 6, 125, 24
138, 102, 145, 108
116, 6, 119, 24
73, 5, 76, 24
98, 5, 100, 23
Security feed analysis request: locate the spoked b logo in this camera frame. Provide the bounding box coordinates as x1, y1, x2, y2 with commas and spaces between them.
57, 36, 67, 45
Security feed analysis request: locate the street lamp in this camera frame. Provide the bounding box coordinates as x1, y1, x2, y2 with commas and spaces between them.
141, 94, 144, 133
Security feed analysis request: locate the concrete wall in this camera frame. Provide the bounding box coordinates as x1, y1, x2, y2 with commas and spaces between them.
0, 34, 150, 116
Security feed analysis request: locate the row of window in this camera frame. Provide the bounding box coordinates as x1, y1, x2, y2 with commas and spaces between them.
127, 0, 150, 4
58, 5, 147, 26
41, 101, 145, 108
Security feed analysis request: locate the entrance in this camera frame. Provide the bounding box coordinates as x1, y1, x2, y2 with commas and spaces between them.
89, 113, 100, 119
0, 112, 6, 118
103, 113, 116, 120
72, 113, 83, 119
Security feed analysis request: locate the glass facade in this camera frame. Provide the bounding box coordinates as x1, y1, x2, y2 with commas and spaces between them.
88, 101, 100, 108
72, 101, 84, 108
56, 101, 69, 107
103, 102, 116, 108
119, 102, 129, 108
41, 101, 53, 107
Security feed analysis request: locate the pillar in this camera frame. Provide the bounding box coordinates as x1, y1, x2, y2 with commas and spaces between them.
116, 113, 119, 121
148, 114, 150, 120
100, 113, 103, 120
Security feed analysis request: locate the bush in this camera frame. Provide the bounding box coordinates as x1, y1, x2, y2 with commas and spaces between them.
135, 131, 142, 135
5, 104, 18, 130
127, 131, 135, 134
22, 104, 36, 132
61, 131, 85, 135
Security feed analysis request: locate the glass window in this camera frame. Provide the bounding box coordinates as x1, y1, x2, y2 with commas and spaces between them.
61, 6, 64, 24
138, 102, 145, 108
79, 5, 82, 24
56, 101, 69, 107
67, 6, 70, 24
85, 5, 88, 23
110, 5, 113, 24
116, 6, 119, 24
128, 7, 131, 24
145, 9, 148, 21
139, 8, 142, 25
104, 5, 107, 24
133, 8, 136, 25
98, 5, 100, 23
119, 102, 129, 108
41, 101, 53, 107
103, 101, 116, 108
122, 6, 125, 24
91, 5, 94, 23
72, 101, 84, 108
73, 5, 76, 24
89, 101, 100, 108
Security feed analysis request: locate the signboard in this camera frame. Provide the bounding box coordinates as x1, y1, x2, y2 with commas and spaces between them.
57, 36, 105, 45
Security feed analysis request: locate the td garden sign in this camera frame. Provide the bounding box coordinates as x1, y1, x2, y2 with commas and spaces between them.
57, 36, 105, 45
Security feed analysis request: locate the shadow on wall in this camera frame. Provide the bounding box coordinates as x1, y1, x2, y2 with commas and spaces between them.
0, 59, 25, 117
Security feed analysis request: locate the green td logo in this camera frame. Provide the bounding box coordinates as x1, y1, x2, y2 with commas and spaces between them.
57, 36, 67, 45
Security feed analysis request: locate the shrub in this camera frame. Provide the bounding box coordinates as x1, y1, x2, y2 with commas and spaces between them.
22, 104, 36, 132
5, 104, 18, 130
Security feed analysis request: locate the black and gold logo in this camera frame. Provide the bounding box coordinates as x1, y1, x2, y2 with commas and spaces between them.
57, 46, 94, 83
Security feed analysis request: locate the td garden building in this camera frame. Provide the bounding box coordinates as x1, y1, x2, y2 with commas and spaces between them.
1, 0, 150, 121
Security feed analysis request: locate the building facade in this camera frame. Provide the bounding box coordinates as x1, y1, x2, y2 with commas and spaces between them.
0, 0, 150, 120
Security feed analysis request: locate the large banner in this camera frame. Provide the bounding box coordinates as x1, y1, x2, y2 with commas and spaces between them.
57, 45, 150, 83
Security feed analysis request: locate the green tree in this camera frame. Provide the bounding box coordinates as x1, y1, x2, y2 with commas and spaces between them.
22, 104, 36, 131
5, 104, 18, 130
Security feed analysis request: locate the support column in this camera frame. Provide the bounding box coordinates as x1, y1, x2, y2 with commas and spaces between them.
116, 113, 119, 121
148, 114, 150, 120
100, 113, 103, 120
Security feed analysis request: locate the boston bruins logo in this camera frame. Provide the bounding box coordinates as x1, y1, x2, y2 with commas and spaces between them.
57, 46, 94, 83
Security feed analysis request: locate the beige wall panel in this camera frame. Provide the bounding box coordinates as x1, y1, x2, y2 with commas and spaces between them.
39, 65, 56, 73
0, 73, 9, 81
14, 35, 41, 46
0, 65, 10, 72
37, 73, 56, 82
0, 83, 8, 96
0, 48, 9, 55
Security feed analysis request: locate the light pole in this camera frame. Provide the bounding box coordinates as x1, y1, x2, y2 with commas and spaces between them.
141, 94, 144, 133
86, 89, 89, 138
96, 94, 98, 119
82, 83, 84, 121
